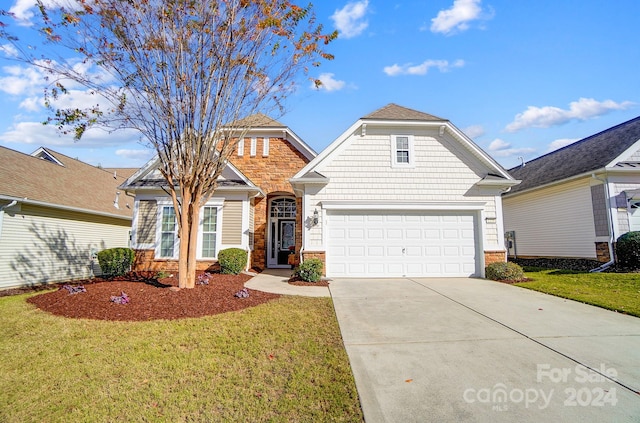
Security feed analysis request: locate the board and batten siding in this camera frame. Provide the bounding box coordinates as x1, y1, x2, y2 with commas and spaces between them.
136, 200, 157, 245
0, 204, 131, 289
221, 200, 243, 245
305, 129, 500, 250
503, 178, 597, 259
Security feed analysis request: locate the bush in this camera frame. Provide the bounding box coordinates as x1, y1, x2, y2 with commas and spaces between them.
615, 231, 640, 269
218, 248, 248, 275
485, 262, 525, 281
97, 248, 134, 278
295, 258, 323, 282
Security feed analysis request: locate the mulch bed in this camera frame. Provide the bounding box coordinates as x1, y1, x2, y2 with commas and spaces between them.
288, 276, 330, 287
22, 272, 280, 322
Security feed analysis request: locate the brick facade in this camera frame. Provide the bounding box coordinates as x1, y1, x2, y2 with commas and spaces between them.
133, 249, 217, 273
301, 251, 326, 276
230, 136, 310, 269
484, 250, 506, 266
595, 242, 611, 262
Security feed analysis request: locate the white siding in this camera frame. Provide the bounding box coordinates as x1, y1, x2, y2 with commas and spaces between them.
503, 178, 597, 258
0, 204, 131, 289
610, 180, 640, 236
306, 128, 500, 249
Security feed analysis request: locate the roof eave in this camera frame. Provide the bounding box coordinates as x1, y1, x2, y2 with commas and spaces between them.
0, 195, 132, 221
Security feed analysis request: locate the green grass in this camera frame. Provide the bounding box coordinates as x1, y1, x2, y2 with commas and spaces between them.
0, 294, 363, 422
515, 267, 640, 317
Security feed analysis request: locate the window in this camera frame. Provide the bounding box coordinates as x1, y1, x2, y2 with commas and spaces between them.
237, 138, 244, 156
391, 135, 414, 167
270, 198, 296, 218
160, 206, 176, 257
201, 206, 218, 258
263, 137, 270, 157
250, 137, 257, 157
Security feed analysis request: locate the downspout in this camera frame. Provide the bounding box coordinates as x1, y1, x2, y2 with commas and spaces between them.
590, 173, 615, 272
0, 200, 19, 242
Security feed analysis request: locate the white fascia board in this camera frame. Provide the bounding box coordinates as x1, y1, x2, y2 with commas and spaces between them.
0, 195, 131, 221
606, 138, 640, 167
320, 200, 487, 211
292, 120, 364, 179
119, 155, 160, 190
244, 127, 317, 161
502, 170, 604, 199
30, 147, 65, 166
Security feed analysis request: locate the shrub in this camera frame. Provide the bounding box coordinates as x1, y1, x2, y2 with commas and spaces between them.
218, 248, 248, 275
485, 262, 525, 281
97, 248, 135, 278
295, 258, 323, 282
615, 231, 640, 269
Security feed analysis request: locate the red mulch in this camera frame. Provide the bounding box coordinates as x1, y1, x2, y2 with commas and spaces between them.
288, 276, 330, 287
23, 272, 280, 322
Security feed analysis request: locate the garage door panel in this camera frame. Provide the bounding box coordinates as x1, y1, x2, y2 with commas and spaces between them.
327, 210, 479, 277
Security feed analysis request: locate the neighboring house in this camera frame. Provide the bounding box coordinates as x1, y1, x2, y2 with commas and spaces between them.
0, 146, 135, 289
502, 116, 640, 264
122, 104, 518, 278
120, 114, 315, 272
290, 104, 519, 278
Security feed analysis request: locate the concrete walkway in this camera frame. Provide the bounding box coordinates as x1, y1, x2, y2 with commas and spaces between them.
329, 277, 640, 422
244, 268, 330, 297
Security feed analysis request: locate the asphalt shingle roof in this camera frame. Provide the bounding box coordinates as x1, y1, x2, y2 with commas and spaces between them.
362, 103, 446, 122
0, 146, 133, 219
507, 116, 640, 195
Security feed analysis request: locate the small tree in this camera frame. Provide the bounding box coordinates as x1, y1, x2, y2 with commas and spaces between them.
1, 1, 335, 288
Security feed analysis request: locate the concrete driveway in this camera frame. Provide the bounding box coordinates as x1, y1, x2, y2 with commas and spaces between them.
329, 277, 640, 422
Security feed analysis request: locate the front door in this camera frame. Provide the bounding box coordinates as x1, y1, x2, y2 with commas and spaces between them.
267, 197, 297, 268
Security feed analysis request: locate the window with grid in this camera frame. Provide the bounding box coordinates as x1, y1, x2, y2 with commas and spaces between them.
160, 206, 176, 257
392, 135, 414, 167
270, 198, 296, 218
201, 206, 218, 258
396, 136, 410, 163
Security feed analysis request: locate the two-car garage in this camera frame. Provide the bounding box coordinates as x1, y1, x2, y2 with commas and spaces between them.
325, 210, 480, 278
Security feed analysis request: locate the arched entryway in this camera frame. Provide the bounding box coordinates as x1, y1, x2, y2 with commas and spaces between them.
267, 196, 297, 268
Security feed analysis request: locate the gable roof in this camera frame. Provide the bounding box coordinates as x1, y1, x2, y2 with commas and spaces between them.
362, 103, 445, 122
232, 113, 286, 128
292, 103, 517, 184
506, 116, 640, 195
0, 146, 133, 219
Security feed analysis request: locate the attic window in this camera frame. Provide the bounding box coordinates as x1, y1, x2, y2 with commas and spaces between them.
31, 148, 64, 166
391, 135, 414, 167
237, 139, 244, 156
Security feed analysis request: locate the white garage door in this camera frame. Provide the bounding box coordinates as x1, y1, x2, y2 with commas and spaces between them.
327, 210, 479, 277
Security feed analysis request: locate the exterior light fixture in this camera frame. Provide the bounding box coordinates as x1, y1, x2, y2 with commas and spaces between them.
312, 209, 319, 226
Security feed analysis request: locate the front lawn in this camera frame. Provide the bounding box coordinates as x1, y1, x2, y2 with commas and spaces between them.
0, 294, 363, 422
515, 268, 640, 317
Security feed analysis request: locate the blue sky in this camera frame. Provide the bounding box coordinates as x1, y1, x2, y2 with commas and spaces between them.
1, 0, 639, 169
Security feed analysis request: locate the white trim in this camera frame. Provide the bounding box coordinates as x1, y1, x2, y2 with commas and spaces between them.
250, 137, 257, 157
156, 202, 179, 259
0, 194, 130, 222
196, 204, 223, 259
320, 200, 487, 211
391, 134, 415, 168
237, 138, 244, 156
30, 147, 65, 166
263, 137, 270, 157
606, 138, 640, 167
292, 117, 515, 182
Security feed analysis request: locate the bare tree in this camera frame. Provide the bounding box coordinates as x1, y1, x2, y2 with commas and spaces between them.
1, 0, 335, 288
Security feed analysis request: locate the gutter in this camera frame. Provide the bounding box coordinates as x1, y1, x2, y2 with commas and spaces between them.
0, 199, 19, 242
0, 195, 131, 222
589, 173, 615, 272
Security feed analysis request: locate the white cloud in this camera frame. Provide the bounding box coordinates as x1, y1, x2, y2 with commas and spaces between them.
430, 0, 487, 35
9, 0, 79, 25
115, 148, 153, 161
0, 65, 47, 96
0, 121, 138, 147
383, 59, 464, 76
0, 44, 18, 58
505, 98, 635, 132
487, 138, 535, 158
331, 0, 370, 39
312, 73, 347, 92
546, 138, 578, 153
463, 124, 485, 138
